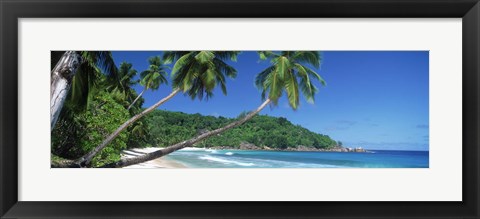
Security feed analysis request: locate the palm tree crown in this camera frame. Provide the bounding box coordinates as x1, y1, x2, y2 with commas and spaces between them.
140, 56, 168, 91
70, 51, 118, 109
109, 62, 137, 99
163, 51, 239, 100
125, 56, 168, 110
118, 62, 138, 90
255, 51, 326, 109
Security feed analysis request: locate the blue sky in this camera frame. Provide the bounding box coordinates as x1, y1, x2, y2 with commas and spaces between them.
111, 51, 429, 151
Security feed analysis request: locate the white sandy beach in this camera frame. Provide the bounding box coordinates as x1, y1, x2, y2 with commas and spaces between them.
121, 147, 187, 168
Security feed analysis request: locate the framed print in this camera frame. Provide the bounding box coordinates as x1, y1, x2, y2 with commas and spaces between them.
1, 0, 479, 218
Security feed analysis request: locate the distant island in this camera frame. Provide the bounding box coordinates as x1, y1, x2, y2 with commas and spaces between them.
141, 110, 367, 152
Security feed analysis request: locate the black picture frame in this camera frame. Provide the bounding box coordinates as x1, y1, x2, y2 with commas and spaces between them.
1, 0, 479, 218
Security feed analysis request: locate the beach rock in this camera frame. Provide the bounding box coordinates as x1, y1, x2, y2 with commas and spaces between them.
239, 142, 262, 150
327, 145, 347, 152
263, 146, 273, 150
295, 145, 311, 151
354, 147, 366, 152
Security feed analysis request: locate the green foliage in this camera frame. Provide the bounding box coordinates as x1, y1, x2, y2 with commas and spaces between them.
140, 56, 168, 90
143, 110, 337, 150
52, 91, 131, 167
255, 51, 326, 109
52, 55, 151, 166
69, 51, 118, 110
51, 51, 332, 168
163, 51, 239, 100
107, 62, 142, 109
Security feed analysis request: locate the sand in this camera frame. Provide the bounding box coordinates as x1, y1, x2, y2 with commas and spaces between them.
121, 147, 187, 168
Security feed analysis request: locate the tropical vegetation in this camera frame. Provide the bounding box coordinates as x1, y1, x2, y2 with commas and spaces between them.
50, 50, 331, 168
141, 110, 337, 150
127, 56, 168, 110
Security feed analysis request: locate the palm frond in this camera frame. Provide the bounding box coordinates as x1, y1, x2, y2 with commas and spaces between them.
255, 51, 325, 109
284, 71, 300, 110
213, 59, 237, 78
255, 66, 275, 91
274, 56, 291, 80
304, 66, 326, 86
80, 51, 118, 78
215, 51, 240, 62
169, 51, 238, 100
258, 51, 277, 60
139, 56, 169, 91
195, 51, 215, 64
267, 70, 283, 105
69, 61, 102, 110
294, 63, 315, 103
292, 51, 322, 68
172, 52, 195, 76
163, 51, 190, 64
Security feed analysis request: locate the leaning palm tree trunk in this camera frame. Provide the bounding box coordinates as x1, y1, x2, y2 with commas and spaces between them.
127, 88, 146, 110
76, 89, 181, 167
51, 51, 82, 130
101, 98, 271, 168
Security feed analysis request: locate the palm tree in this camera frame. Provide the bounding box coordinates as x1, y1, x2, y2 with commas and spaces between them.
127, 56, 168, 110
51, 51, 117, 130
164, 51, 239, 100
101, 51, 326, 168
74, 51, 239, 167
107, 62, 139, 108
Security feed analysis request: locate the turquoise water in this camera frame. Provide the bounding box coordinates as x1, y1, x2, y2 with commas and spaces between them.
165, 148, 429, 168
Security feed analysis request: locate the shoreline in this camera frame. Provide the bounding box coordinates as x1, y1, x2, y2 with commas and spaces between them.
119, 146, 370, 168
119, 147, 427, 168
121, 148, 187, 168
207, 145, 369, 153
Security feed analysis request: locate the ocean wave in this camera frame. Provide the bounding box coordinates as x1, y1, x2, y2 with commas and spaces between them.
173, 149, 350, 168
251, 159, 343, 168
206, 149, 218, 154
199, 155, 255, 166
180, 147, 207, 151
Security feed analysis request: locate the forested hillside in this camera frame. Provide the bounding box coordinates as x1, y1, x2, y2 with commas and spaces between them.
143, 110, 338, 150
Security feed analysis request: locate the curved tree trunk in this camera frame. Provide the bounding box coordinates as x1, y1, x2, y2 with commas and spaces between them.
101, 98, 271, 168
127, 88, 146, 110
50, 51, 82, 131
76, 89, 181, 167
